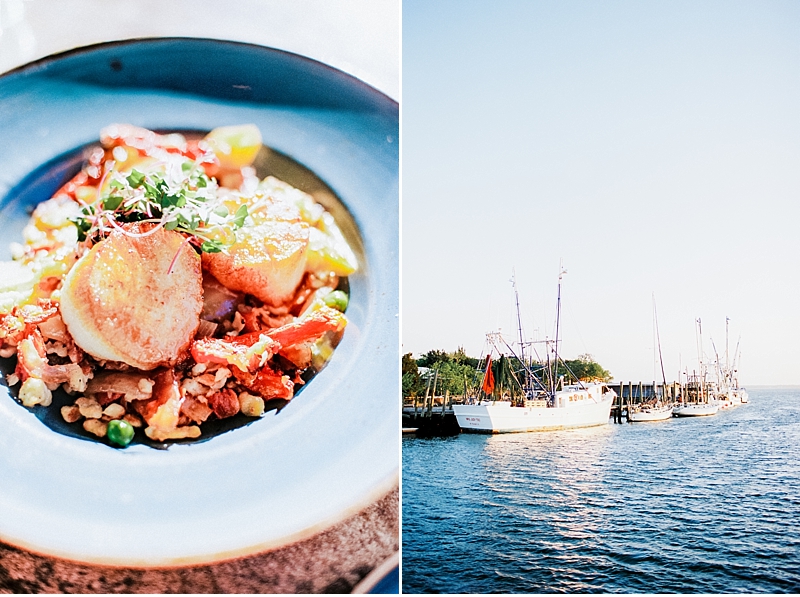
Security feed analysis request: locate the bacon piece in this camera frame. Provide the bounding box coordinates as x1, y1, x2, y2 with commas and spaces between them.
233, 367, 294, 400
190, 306, 345, 375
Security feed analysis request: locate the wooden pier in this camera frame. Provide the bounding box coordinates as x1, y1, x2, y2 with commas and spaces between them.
402, 393, 460, 437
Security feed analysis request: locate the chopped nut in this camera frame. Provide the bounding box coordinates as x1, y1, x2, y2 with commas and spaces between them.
102, 403, 126, 420
67, 367, 89, 393
5, 373, 19, 386
190, 362, 207, 376
195, 373, 217, 386
214, 367, 231, 386
137, 378, 154, 394
83, 418, 108, 438
181, 377, 208, 397
75, 396, 103, 419
61, 404, 82, 423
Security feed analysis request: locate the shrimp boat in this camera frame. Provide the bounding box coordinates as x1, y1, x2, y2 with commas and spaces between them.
673, 319, 720, 417
452, 270, 616, 433
713, 318, 748, 408
673, 373, 719, 416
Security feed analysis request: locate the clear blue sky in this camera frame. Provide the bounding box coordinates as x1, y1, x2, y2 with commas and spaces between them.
402, 0, 800, 385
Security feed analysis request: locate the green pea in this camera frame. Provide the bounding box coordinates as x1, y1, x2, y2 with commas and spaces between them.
107, 419, 135, 447
323, 290, 349, 312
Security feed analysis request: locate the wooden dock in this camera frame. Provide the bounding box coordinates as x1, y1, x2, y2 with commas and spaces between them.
402, 396, 460, 437
607, 381, 681, 423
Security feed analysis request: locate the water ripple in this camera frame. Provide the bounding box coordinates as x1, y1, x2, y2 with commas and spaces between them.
403, 388, 800, 593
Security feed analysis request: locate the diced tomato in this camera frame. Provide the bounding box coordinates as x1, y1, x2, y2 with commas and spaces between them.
266, 306, 346, 347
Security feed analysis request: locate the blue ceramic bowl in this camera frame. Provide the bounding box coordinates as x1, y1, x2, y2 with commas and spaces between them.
0, 39, 398, 565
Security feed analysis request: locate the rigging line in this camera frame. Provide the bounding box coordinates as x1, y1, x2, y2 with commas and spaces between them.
498, 335, 550, 395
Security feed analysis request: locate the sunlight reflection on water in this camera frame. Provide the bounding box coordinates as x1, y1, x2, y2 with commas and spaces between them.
403, 388, 800, 593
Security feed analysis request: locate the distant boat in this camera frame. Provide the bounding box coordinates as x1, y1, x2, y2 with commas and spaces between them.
629, 402, 674, 422
673, 401, 719, 417
673, 318, 720, 418
713, 318, 747, 408
452, 268, 616, 434
629, 294, 674, 423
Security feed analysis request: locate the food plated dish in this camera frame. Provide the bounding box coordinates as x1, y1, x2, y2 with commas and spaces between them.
0, 39, 398, 567
3, 122, 356, 445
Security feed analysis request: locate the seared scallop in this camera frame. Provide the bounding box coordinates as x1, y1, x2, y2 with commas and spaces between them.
202, 220, 309, 307
59, 224, 203, 370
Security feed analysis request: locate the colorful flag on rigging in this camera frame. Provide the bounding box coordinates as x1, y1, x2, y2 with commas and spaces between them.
482, 355, 495, 396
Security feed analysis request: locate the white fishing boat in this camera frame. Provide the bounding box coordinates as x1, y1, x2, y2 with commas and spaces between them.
628, 402, 674, 422
673, 319, 720, 418
452, 268, 615, 434
712, 317, 747, 408
673, 400, 719, 417
454, 382, 615, 433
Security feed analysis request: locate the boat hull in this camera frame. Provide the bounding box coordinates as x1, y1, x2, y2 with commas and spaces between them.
453, 393, 614, 433
629, 406, 673, 422
673, 402, 719, 417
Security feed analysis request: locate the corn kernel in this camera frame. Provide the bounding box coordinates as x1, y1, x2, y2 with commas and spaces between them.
19, 377, 52, 407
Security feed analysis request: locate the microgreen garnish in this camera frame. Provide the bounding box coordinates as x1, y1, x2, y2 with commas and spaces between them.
71, 156, 249, 253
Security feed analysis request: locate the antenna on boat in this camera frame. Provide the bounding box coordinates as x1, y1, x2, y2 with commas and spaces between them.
725, 316, 730, 372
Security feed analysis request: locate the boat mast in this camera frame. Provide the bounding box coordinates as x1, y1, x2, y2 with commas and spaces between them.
511, 270, 530, 397
653, 293, 667, 388
553, 263, 566, 393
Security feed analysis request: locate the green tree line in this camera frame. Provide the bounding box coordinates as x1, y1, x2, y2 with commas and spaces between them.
403, 349, 612, 399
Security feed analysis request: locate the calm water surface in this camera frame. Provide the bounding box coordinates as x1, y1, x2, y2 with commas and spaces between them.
402, 387, 800, 593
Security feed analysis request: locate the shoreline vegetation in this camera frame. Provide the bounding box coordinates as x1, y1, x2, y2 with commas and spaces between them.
402, 349, 611, 402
